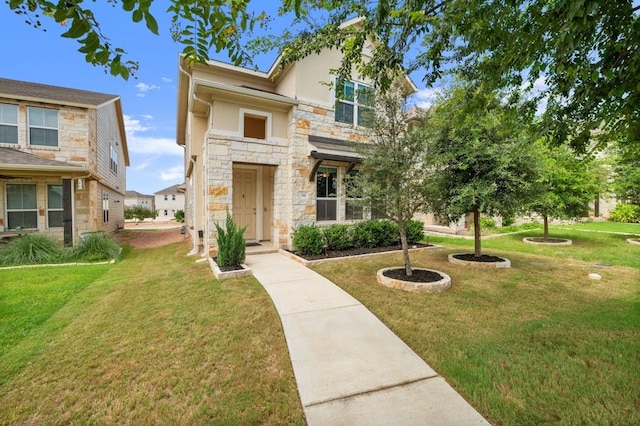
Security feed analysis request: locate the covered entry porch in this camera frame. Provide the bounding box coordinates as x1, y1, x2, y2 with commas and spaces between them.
231, 163, 275, 243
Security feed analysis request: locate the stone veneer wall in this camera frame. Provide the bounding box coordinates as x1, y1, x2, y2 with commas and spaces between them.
203, 98, 371, 252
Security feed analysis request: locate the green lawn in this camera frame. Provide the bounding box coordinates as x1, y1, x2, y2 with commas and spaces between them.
0, 241, 304, 424
1, 226, 638, 424
311, 232, 640, 425
427, 224, 640, 268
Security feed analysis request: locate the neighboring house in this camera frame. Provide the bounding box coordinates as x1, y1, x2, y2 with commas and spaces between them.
0, 78, 129, 246
154, 184, 185, 221
125, 190, 155, 211
177, 18, 417, 254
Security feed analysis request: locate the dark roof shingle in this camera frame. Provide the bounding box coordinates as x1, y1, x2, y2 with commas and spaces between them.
0, 78, 118, 107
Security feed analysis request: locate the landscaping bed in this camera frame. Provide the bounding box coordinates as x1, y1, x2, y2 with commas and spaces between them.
288, 242, 432, 261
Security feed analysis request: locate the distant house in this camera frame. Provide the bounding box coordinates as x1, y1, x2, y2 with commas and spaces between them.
125, 190, 155, 211
154, 184, 185, 221
176, 18, 417, 254
0, 78, 129, 246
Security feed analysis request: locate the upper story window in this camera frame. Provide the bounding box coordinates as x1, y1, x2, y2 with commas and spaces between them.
28, 107, 58, 147
0, 103, 18, 144
110, 145, 118, 174
243, 114, 267, 139
171, 194, 176, 201
335, 79, 374, 128
164, 194, 168, 201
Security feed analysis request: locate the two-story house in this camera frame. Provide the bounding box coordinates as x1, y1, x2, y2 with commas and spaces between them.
0, 78, 129, 246
125, 190, 155, 211
177, 19, 417, 254
154, 183, 185, 221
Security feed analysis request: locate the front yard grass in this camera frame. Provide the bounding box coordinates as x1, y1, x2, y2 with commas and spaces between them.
1, 224, 638, 424
0, 241, 304, 424
311, 238, 640, 425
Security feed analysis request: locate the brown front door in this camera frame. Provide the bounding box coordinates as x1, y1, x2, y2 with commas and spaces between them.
232, 169, 257, 240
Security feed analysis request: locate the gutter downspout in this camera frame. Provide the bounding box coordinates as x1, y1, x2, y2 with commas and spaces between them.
179, 63, 208, 257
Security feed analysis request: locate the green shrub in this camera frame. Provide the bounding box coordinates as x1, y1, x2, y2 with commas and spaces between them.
479, 216, 497, 229
124, 206, 157, 222
0, 234, 65, 266
72, 232, 121, 262
175, 209, 185, 223
292, 224, 324, 255
351, 221, 376, 248
322, 224, 351, 251
373, 220, 399, 247
609, 204, 640, 223
405, 220, 425, 244
502, 215, 515, 227
215, 212, 247, 266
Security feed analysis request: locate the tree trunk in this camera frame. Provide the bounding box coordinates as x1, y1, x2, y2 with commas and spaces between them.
543, 215, 549, 240
399, 221, 412, 276
474, 208, 482, 258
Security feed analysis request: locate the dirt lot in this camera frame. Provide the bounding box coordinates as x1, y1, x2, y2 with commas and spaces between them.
114, 223, 190, 249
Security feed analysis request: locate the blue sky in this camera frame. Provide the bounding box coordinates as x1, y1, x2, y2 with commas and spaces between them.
0, 2, 435, 195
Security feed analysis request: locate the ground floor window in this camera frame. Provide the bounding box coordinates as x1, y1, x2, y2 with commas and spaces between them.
47, 184, 63, 227
103, 191, 109, 223
6, 183, 37, 229
316, 166, 337, 221
344, 169, 363, 220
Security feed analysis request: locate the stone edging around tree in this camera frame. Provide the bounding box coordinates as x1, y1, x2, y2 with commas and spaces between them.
522, 237, 573, 245
376, 267, 451, 293
448, 253, 511, 268
209, 257, 252, 280
627, 238, 640, 246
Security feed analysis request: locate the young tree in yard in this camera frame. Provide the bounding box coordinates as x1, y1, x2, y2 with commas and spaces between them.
530, 142, 602, 240
422, 82, 540, 259
613, 139, 640, 205
355, 81, 430, 276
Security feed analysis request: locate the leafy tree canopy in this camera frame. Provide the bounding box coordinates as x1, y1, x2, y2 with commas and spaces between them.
421, 82, 541, 257
528, 141, 603, 238
9, 0, 640, 151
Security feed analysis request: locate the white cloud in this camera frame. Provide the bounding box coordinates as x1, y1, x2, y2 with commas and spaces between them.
135, 82, 160, 97
409, 86, 443, 109
161, 77, 172, 83
124, 114, 182, 156
123, 114, 150, 134
127, 135, 183, 156
521, 76, 550, 116
141, 114, 154, 120
159, 164, 184, 181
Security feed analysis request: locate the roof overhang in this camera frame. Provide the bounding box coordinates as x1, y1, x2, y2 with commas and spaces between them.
0, 164, 95, 180
308, 135, 364, 181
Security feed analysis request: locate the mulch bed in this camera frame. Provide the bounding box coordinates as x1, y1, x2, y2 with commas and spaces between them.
382, 268, 444, 283
453, 253, 505, 263
289, 243, 432, 261
526, 237, 570, 244
212, 257, 244, 272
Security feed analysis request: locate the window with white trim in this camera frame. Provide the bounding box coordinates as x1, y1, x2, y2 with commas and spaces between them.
28, 107, 58, 146
6, 183, 37, 229
335, 79, 374, 127
0, 103, 18, 144
47, 184, 63, 228
316, 166, 337, 221
110, 145, 118, 173
102, 191, 109, 223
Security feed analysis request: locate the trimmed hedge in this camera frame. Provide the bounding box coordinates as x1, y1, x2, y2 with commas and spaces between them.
292, 219, 425, 255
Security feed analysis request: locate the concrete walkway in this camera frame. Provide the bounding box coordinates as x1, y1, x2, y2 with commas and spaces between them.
245, 253, 489, 425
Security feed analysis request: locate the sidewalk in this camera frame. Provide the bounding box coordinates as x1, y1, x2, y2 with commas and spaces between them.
245, 253, 489, 425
